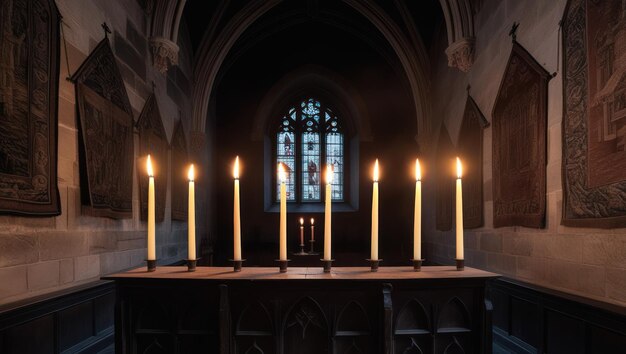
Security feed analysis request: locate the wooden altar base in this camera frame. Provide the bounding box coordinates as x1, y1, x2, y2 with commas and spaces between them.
104, 266, 499, 354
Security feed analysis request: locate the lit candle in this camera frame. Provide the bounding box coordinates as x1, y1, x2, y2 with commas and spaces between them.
371, 159, 379, 261
310, 218, 315, 241
233, 157, 242, 261
146, 155, 156, 261
278, 163, 287, 261
187, 164, 196, 261
455, 157, 464, 260
414, 158, 422, 260
299, 217, 304, 246
324, 165, 333, 261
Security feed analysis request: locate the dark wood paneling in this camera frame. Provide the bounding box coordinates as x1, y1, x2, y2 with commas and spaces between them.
489, 278, 626, 354
0, 282, 115, 354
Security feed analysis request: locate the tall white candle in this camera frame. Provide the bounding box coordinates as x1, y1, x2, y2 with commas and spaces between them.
414, 158, 422, 260
278, 163, 287, 261
233, 157, 241, 261
455, 157, 464, 260
147, 155, 156, 261
371, 159, 379, 260
187, 164, 196, 260
299, 217, 304, 246
324, 165, 333, 260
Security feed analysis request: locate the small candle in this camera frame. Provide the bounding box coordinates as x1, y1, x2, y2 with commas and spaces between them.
187, 164, 196, 261
310, 218, 315, 241
324, 165, 333, 261
371, 159, 379, 261
455, 157, 464, 260
147, 155, 155, 261
299, 217, 304, 246
414, 158, 422, 260
233, 157, 241, 261
278, 163, 287, 261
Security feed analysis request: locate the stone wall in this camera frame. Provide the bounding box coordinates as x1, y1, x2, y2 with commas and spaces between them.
424, 0, 626, 307
0, 0, 199, 306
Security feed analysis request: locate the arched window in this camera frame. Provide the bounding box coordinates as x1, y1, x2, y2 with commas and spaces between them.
275, 98, 344, 203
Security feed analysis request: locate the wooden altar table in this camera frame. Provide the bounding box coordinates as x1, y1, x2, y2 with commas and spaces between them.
104, 266, 499, 353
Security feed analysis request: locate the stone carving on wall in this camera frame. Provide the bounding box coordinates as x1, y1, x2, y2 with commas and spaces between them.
436, 126, 455, 232
445, 38, 475, 73
137, 93, 168, 222
72, 39, 134, 219
562, 0, 626, 227
458, 94, 489, 229
171, 120, 188, 220
150, 37, 178, 73
492, 40, 550, 228
0, 0, 61, 215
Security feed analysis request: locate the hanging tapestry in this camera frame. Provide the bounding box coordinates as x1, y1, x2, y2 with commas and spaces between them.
137, 93, 168, 222
72, 38, 134, 219
458, 94, 489, 229
492, 40, 550, 228
171, 120, 188, 221
562, 0, 626, 227
0, 0, 61, 216
436, 126, 455, 232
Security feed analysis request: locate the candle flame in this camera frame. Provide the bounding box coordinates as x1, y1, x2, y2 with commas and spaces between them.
456, 157, 463, 179
233, 156, 240, 179
326, 164, 334, 184
188, 164, 195, 181
300, 217, 304, 225
415, 158, 421, 181
146, 155, 154, 177
373, 159, 379, 182
278, 163, 286, 183
310, 218, 314, 225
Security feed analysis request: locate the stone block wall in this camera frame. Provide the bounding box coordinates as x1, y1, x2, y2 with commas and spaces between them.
424, 0, 626, 307
0, 0, 200, 306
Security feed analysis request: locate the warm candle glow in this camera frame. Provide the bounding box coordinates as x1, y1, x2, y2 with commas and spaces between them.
415, 158, 421, 181
326, 164, 334, 184
278, 163, 286, 183
188, 164, 195, 181
146, 155, 154, 177
373, 159, 379, 182
300, 217, 304, 225
233, 156, 240, 179
456, 157, 463, 179
311, 218, 314, 225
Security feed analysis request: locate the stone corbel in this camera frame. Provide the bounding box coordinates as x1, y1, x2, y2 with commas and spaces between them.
150, 37, 179, 73
445, 37, 475, 73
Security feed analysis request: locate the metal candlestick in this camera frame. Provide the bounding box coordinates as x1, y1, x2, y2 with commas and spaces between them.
229, 259, 245, 272
276, 259, 290, 273
186, 259, 197, 272
146, 259, 156, 272
308, 239, 319, 255
456, 259, 465, 271
295, 243, 308, 255
411, 259, 425, 271
366, 259, 382, 272
321, 259, 334, 273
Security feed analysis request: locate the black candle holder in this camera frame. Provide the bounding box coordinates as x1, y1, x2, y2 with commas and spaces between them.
456, 259, 465, 271
146, 259, 157, 272
308, 239, 319, 255
229, 259, 245, 272
366, 259, 382, 272
275, 259, 290, 273
321, 259, 334, 273
186, 259, 198, 272
411, 259, 425, 271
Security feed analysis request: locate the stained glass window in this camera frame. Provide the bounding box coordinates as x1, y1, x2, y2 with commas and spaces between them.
275, 98, 344, 203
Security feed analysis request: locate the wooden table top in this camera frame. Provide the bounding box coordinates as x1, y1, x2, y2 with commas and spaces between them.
103, 266, 499, 281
